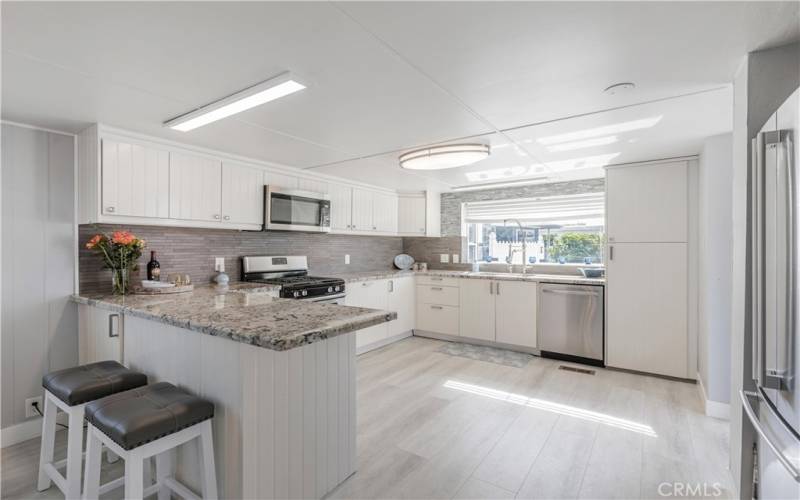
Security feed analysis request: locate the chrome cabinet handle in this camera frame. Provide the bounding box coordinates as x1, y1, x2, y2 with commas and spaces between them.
430, 305, 443, 310
496, 282, 500, 295
106, 206, 115, 213
431, 287, 443, 291
372, 226, 376, 230
430, 277, 443, 281
609, 246, 614, 261
740, 390, 800, 482
213, 214, 220, 220
388, 280, 394, 293
223, 215, 230, 221
108, 313, 120, 338
489, 282, 493, 295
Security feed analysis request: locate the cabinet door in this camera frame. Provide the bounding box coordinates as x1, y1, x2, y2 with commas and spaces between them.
387, 277, 415, 337
459, 279, 496, 341
221, 161, 263, 225
495, 281, 537, 348
351, 188, 374, 231
398, 196, 426, 235
606, 242, 688, 378
373, 192, 398, 233
78, 304, 123, 364
101, 139, 169, 218
264, 170, 298, 190
346, 280, 389, 350
329, 184, 353, 231
606, 161, 688, 243
297, 177, 329, 195
169, 151, 222, 222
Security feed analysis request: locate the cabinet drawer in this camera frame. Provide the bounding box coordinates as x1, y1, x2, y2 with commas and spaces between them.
416, 275, 459, 287
417, 304, 459, 336
416, 284, 459, 306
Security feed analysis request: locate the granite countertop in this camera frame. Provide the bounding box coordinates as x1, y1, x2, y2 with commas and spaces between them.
333, 269, 605, 286
71, 284, 396, 351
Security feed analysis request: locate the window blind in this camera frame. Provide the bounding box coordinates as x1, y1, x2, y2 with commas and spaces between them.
463, 192, 605, 226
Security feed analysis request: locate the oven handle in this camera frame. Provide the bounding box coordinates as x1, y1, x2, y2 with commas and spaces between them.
740, 389, 800, 482
305, 293, 346, 303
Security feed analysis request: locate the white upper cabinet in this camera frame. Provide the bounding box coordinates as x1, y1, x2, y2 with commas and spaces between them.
101, 139, 169, 218
329, 183, 353, 231
606, 161, 688, 243
373, 192, 398, 233
351, 188, 374, 232
297, 177, 329, 195
264, 170, 298, 190
398, 195, 426, 235
221, 161, 263, 226
169, 151, 222, 222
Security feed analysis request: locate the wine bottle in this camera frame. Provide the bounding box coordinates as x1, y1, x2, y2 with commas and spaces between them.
147, 251, 161, 281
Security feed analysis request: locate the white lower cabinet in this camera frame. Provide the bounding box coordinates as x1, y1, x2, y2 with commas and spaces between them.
387, 276, 415, 337
78, 304, 123, 364
606, 242, 688, 378
495, 280, 538, 348
416, 279, 460, 336
459, 280, 496, 341
346, 280, 388, 351
417, 303, 460, 336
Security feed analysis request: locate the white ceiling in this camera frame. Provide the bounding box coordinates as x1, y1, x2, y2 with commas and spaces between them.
2, 1, 798, 191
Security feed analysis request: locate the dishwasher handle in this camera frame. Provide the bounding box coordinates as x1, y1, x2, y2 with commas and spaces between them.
540, 288, 600, 297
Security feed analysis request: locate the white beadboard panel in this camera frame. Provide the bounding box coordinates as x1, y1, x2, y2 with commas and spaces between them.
169, 151, 222, 222
221, 161, 263, 226
101, 139, 169, 218
1, 124, 77, 430
122, 315, 356, 499
77, 124, 100, 223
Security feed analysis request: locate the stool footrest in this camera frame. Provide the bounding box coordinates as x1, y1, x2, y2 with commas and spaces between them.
163, 477, 201, 500
41, 463, 66, 493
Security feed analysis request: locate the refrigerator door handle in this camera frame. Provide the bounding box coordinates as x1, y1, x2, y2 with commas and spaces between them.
740, 390, 800, 482
752, 134, 764, 384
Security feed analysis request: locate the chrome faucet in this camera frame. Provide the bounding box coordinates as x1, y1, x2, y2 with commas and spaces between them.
504, 219, 528, 274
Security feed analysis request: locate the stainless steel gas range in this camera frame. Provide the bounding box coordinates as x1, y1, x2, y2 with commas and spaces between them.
241, 255, 345, 304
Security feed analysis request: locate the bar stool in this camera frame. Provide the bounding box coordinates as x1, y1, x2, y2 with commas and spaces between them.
82, 382, 217, 500
38, 360, 148, 499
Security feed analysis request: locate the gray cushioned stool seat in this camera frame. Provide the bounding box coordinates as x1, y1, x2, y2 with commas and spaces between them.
42, 360, 148, 406
84, 382, 215, 451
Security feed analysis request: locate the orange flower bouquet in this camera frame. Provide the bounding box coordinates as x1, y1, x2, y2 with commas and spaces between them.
85, 230, 146, 294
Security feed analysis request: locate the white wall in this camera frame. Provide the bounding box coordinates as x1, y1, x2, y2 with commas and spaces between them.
1, 124, 77, 442
698, 133, 732, 409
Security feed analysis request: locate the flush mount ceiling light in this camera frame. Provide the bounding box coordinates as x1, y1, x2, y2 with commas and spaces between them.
536, 116, 662, 145
164, 72, 306, 132
399, 143, 490, 170
603, 82, 636, 95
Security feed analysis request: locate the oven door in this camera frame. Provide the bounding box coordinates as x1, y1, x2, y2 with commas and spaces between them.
305, 293, 346, 305
264, 186, 331, 233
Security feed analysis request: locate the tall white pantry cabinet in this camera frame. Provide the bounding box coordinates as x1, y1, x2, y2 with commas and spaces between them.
605, 159, 693, 379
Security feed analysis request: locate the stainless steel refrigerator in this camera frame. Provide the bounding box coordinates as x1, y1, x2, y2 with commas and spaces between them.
744, 87, 800, 499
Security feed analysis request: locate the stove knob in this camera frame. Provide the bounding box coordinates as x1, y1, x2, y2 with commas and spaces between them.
328, 286, 333, 293
293, 291, 300, 298
301, 290, 308, 296
334, 286, 341, 292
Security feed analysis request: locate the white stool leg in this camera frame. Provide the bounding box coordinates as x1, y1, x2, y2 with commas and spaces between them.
36, 392, 57, 491
155, 449, 174, 500
124, 450, 144, 500
65, 405, 85, 499
82, 426, 102, 500
199, 420, 218, 500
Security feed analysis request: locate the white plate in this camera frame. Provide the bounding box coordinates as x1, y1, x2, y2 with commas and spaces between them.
141, 280, 175, 289
394, 254, 415, 270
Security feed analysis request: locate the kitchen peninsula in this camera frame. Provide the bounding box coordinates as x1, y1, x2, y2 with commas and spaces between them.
72, 284, 396, 499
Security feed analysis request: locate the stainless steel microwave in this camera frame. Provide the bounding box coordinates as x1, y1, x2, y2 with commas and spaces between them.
263, 186, 331, 233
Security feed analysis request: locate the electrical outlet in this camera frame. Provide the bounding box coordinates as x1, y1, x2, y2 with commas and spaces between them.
440, 254, 449, 263
345, 254, 350, 265
452, 254, 460, 264
25, 396, 42, 418
215, 257, 225, 273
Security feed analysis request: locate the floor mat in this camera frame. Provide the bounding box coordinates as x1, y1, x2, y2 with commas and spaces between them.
436, 341, 533, 368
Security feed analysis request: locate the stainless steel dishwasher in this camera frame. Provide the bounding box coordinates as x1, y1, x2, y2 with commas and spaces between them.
537, 283, 604, 366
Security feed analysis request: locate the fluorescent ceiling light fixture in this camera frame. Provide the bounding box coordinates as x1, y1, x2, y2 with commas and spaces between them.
443, 380, 657, 437
165, 72, 306, 132
400, 143, 490, 170
536, 116, 662, 145
546, 135, 618, 152
452, 176, 549, 192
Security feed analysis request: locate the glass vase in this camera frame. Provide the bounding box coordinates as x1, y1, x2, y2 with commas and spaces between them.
111, 266, 132, 295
